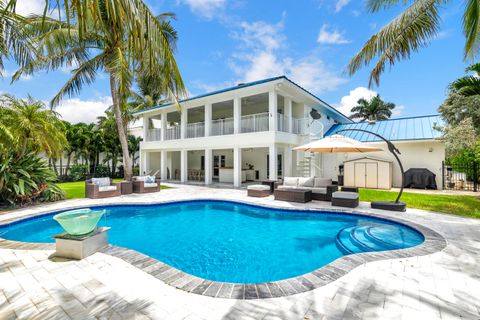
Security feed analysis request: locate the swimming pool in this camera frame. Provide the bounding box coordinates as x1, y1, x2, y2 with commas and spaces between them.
0, 200, 424, 283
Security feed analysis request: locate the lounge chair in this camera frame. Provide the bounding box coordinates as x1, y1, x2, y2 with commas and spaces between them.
85, 177, 121, 199
276, 177, 338, 201
132, 176, 161, 193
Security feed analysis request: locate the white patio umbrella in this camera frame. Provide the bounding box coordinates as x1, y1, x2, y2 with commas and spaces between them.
293, 134, 383, 153
293, 134, 383, 178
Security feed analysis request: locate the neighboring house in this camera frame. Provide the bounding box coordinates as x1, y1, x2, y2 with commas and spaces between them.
134, 76, 445, 189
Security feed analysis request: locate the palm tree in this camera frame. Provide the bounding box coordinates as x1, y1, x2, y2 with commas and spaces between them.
449, 63, 480, 96
350, 94, 395, 121
13, 1, 185, 181
348, 0, 480, 87
0, 94, 67, 158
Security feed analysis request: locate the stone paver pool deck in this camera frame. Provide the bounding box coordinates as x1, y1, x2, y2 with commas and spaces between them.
0, 184, 479, 319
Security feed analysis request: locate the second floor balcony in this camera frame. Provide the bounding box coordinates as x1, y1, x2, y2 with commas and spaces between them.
145, 113, 308, 142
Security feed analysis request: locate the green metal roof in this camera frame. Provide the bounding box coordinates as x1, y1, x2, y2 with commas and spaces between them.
325, 115, 444, 142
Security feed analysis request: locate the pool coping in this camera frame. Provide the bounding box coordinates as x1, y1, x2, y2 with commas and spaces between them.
0, 198, 447, 299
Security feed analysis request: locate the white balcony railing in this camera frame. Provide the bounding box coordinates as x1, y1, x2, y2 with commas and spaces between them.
147, 128, 162, 141
211, 117, 234, 136
241, 112, 269, 133
292, 118, 309, 134
186, 122, 205, 138
165, 126, 181, 140
277, 113, 290, 132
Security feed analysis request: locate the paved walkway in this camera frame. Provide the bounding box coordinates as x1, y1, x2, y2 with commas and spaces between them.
0, 184, 479, 319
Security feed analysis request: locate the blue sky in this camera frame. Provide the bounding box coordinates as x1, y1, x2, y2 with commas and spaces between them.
0, 0, 468, 123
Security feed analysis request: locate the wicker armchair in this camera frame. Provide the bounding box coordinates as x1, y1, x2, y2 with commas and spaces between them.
132, 176, 161, 193
85, 178, 121, 199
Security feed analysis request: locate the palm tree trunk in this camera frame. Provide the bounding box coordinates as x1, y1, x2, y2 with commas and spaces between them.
109, 74, 133, 181
65, 153, 72, 176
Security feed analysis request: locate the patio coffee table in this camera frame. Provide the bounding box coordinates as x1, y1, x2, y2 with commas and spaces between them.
274, 188, 312, 203
262, 180, 281, 193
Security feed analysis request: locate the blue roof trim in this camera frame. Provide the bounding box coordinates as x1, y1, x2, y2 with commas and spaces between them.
325, 115, 443, 142
133, 75, 352, 123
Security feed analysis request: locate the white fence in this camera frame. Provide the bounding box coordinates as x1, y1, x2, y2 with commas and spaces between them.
292, 118, 309, 134
211, 117, 234, 136
147, 129, 161, 141
241, 112, 269, 133
186, 122, 205, 138
165, 126, 181, 140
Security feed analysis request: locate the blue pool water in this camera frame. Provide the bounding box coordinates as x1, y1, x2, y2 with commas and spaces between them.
0, 200, 424, 283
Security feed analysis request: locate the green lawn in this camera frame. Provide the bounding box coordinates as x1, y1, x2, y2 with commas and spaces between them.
359, 189, 480, 219
57, 180, 170, 200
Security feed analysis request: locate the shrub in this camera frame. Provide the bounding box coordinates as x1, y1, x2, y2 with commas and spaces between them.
133, 166, 139, 176
93, 164, 110, 178
69, 164, 89, 181
40, 183, 66, 202
0, 152, 62, 205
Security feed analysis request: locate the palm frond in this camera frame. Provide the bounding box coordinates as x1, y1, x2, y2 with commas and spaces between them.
51, 53, 105, 107
464, 0, 480, 59
348, 0, 446, 87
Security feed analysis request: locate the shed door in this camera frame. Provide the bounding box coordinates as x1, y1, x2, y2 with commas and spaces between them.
365, 163, 378, 189
354, 163, 366, 188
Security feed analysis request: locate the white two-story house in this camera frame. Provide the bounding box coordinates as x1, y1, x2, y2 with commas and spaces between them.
135, 76, 352, 187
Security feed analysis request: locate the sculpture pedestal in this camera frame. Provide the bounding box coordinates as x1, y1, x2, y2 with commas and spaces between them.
53, 227, 110, 260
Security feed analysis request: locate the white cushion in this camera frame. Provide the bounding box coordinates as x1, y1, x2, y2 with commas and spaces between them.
92, 177, 110, 187
314, 178, 332, 188
283, 177, 298, 187
135, 176, 149, 182
332, 191, 358, 200
98, 186, 117, 192
144, 183, 158, 188
247, 185, 270, 191
311, 187, 327, 194
298, 177, 314, 187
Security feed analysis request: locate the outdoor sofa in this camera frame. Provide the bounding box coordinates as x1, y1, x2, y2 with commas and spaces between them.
85, 177, 121, 199
132, 176, 161, 193
276, 177, 338, 201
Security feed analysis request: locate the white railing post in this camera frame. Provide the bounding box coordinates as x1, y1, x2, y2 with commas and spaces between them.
205, 103, 211, 136
234, 97, 241, 134
161, 113, 167, 141
285, 97, 293, 133
269, 90, 278, 131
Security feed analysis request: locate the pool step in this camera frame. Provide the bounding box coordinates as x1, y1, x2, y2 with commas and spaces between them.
335, 225, 405, 255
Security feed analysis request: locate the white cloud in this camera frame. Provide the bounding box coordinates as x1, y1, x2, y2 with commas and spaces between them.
335, 0, 350, 12
55, 96, 112, 124
317, 24, 350, 44
179, 0, 226, 19
229, 19, 346, 94
335, 87, 377, 116
13, 0, 55, 16
392, 105, 405, 117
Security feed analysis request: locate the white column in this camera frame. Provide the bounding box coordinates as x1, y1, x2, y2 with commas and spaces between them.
285, 97, 293, 133
233, 97, 241, 134
204, 149, 212, 185
269, 144, 278, 180
139, 150, 146, 175
233, 147, 242, 187
180, 110, 187, 139
269, 90, 278, 131
180, 150, 187, 183
160, 151, 167, 180
284, 145, 292, 177
205, 103, 212, 136
142, 115, 149, 141
161, 113, 167, 141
